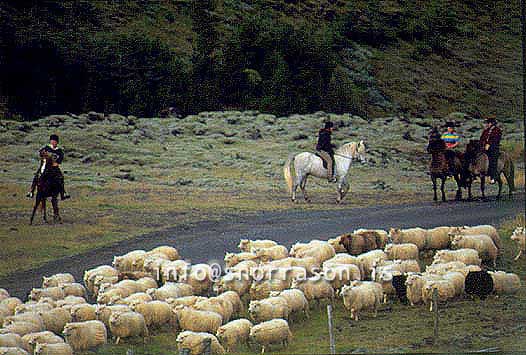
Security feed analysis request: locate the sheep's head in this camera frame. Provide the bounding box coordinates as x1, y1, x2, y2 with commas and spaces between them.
248, 301, 260, 315
389, 228, 401, 242
384, 244, 393, 254
42, 277, 52, 288
238, 240, 250, 251
112, 256, 121, 268
29, 289, 41, 300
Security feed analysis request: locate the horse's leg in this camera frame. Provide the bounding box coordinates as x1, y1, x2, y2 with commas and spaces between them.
292, 173, 302, 203
467, 180, 473, 201
440, 176, 446, 202
432, 175, 438, 201
30, 195, 41, 225
496, 175, 503, 200
42, 198, 48, 223
52, 196, 61, 223
301, 175, 311, 202
480, 175, 487, 201
454, 174, 462, 201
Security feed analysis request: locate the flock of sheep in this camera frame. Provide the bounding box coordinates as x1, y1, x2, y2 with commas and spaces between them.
0, 225, 524, 355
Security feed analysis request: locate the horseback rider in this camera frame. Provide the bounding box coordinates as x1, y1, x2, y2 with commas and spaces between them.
316, 121, 337, 182
27, 134, 70, 200
479, 115, 502, 184
441, 121, 460, 175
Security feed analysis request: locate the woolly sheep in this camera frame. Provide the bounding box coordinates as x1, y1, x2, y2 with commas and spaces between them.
353, 229, 390, 249
42, 274, 75, 288
385, 243, 419, 261
165, 296, 207, 309
254, 246, 288, 263
59, 283, 86, 298
224, 252, 259, 268
357, 250, 388, 279
0, 299, 22, 316
323, 264, 361, 290
0, 347, 29, 355
450, 225, 501, 251
510, 226, 525, 260
83, 265, 118, 295
213, 273, 251, 297
160, 260, 189, 283
112, 250, 147, 273
441, 271, 465, 297
488, 271, 521, 294
422, 279, 457, 311
91, 275, 119, 297
249, 279, 290, 301
248, 297, 289, 323
194, 298, 234, 324
3, 312, 44, 328
389, 228, 427, 251
95, 304, 131, 329
147, 246, 180, 261
29, 288, 65, 302
327, 236, 347, 253
425, 227, 452, 250
21, 331, 63, 354
249, 318, 292, 354
405, 273, 442, 306
34, 342, 73, 355
432, 249, 481, 266
113, 292, 152, 306
216, 319, 253, 352
269, 289, 309, 318
0, 334, 27, 352
180, 264, 214, 296
290, 257, 319, 275
0, 322, 44, 337
227, 259, 258, 275
147, 282, 193, 301
290, 277, 334, 303
340, 281, 383, 321
38, 307, 72, 335
62, 320, 107, 352
290, 241, 335, 264
108, 311, 148, 344
322, 254, 362, 270
176, 331, 225, 355
216, 292, 243, 318
130, 301, 174, 329
450, 234, 497, 267
425, 261, 467, 275
238, 239, 278, 253
70, 304, 96, 323
143, 256, 171, 281
14, 304, 52, 317
173, 306, 222, 334
372, 260, 419, 302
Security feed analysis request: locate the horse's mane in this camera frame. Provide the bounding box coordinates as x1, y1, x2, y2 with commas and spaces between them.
336, 142, 358, 157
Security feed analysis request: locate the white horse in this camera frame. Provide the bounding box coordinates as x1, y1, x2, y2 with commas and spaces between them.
283, 141, 367, 203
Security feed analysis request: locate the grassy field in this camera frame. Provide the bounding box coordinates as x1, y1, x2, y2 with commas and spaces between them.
84, 215, 526, 355
0, 111, 524, 278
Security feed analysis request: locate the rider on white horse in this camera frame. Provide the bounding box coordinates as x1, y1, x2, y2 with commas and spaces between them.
316, 121, 337, 182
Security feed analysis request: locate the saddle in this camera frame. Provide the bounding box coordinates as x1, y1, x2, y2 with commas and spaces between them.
315, 152, 334, 169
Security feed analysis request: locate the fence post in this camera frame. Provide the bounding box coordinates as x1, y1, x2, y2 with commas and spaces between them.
433, 288, 439, 343
327, 304, 336, 355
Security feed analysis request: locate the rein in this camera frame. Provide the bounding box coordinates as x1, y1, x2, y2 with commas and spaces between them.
334, 152, 356, 160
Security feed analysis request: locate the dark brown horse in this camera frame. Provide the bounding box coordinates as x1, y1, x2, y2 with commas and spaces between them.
462, 140, 515, 200
30, 150, 63, 224
427, 133, 463, 202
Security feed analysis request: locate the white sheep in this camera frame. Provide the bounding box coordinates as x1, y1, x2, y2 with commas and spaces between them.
290, 241, 335, 264
213, 273, 251, 297
179, 264, 214, 296
3, 313, 45, 330
405, 273, 443, 306
216, 291, 243, 318
254, 245, 289, 263
389, 228, 427, 251
488, 271, 521, 294
323, 264, 361, 290
38, 307, 72, 334
173, 306, 223, 334
290, 277, 334, 304
327, 236, 347, 253
56, 296, 87, 309
0, 334, 27, 352
357, 250, 388, 279
0, 299, 22, 317
238, 239, 278, 253
70, 304, 97, 323
143, 256, 171, 281
372, 260, 418, 302
34, 342, 73, 355
83, 265, 118, 295
441, 271, 465, 297
108, 311, 148, 344
114, 292, 153, 306
385, 243, 419, 261
29, 287, 65, 302
432, 249, 481, 266
194, 297, 234, 324
147, 246, 180, 261
340, 281, 383, 321
112, 250, 147, 272
425, 227, 452, 250
60, 283, 87, 299
0, 322, 44, 337
176, 331, 226, 355
62, 320, 107, 352
249, 318, 292, 354
510, 226, 525, 260
130, 300, 175, 329
422, 279, 457, 311
450, 225, 501, 251
322, 254, 362, 270
42, 274, 75, 288
269, 289, 309, 318
224, 252, 260, 268
425, 261, 467, 275
160, 260, 189, 283
227, 259, 258, 275
248, 297, 289, 323
21, 331, 64, 354
147, 282, 193, 301
249, 279, 290, 301
91, 275, 119, 297
95, 305, 131, 329
291, 257, 320, 275
216, 319, 253, 352
0, 347, 29, 355
165, 296, 207, 309
450, 234, 497, 267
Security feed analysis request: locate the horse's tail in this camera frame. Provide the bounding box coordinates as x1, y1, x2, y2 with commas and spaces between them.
284, 154, 295, 195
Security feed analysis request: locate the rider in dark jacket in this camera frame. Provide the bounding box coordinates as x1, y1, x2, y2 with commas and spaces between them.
479, 115, 502, 184
316, 121, 337, 182
27, 134, 70, 200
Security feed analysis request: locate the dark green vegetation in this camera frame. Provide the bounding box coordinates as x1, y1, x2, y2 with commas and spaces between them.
0, 0, 521, 119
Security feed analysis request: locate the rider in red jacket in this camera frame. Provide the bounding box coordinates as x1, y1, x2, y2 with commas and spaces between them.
479, 115, 502, 184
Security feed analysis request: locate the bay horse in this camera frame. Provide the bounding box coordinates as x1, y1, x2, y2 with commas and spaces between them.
462, 139, 515, 200
283, 141, 367, 203
30, 150, 63, 224
426, 133, 463, 202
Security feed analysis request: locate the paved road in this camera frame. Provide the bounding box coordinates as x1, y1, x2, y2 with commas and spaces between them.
1, 194, 524, 299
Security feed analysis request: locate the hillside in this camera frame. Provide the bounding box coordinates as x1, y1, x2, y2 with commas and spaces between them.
0, 0, 522, 119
